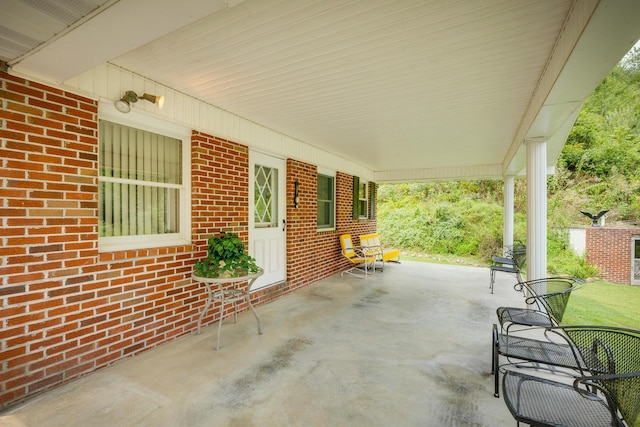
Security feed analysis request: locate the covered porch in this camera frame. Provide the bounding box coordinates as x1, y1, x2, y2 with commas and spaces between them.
1, 262, 524, 426
3, 0, 640, 409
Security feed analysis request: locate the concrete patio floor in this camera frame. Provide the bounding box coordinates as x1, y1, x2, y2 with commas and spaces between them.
0, 261, 525, 427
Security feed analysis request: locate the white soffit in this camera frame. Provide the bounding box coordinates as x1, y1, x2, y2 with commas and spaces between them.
111, 0, 572, 177
6, 0, 244, 83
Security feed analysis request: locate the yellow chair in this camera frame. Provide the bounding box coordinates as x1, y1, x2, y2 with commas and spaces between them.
339, 234, 377, 278
359, 233, 400, 271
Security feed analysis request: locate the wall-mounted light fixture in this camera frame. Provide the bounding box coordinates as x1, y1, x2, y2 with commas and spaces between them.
294, 180, 300, 208
114, 91, 165, 113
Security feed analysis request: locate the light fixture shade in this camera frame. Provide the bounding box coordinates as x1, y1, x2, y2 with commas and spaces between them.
114, 91, 164, 113
140, 93, 165, 109
114, 99, 131, 113
114, 91, 138, 113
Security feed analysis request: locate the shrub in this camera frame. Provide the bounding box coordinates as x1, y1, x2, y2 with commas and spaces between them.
547, 229, 599, 279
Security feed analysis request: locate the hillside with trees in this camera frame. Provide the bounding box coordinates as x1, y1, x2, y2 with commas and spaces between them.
377, 48, 640, 278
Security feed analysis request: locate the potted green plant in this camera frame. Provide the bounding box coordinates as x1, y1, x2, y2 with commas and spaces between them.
193, 232, 260, 278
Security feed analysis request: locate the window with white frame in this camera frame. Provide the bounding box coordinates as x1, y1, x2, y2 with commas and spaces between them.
317, 172, 335, 230
98, 104, 190, 252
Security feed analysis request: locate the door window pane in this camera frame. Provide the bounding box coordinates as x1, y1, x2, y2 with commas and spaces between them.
254, 165, 278, 228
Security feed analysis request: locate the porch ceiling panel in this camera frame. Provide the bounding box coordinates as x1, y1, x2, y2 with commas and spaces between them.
3, 0, 640, 182
111, 0, 569, 175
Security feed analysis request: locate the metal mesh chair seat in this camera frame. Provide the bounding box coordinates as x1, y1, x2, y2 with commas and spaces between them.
498, 333, 584, 369
500, 326, 640, 427
492, 325, 607, 397
496, 307, 553, 329
502, 370, 613, 427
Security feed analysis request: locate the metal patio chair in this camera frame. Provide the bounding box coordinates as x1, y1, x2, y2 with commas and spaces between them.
496, 277, 584, 334
491, 324, 608, 398
501, 326, 640, 427
339, 234, 377, 278
358, 233, 400, 272
490, 244, 526, 293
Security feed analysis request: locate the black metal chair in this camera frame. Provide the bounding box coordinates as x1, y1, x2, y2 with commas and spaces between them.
492, 324, 607, 398
501, 326, 640, 427
496, 277, 583, 333
489, 244, 526, 293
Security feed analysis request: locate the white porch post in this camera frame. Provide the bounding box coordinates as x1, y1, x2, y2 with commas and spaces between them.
503, 175, 515, 256
526, 139, 547, 290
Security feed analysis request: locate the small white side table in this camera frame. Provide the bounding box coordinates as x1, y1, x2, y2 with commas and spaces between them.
192, 268, 263, 350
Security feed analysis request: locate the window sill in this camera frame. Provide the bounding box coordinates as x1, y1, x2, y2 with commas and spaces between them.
98, 234, 192, 253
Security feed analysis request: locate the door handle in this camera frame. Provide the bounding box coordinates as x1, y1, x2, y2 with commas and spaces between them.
282, 219, 286, 231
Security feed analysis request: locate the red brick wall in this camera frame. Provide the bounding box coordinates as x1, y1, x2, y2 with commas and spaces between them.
285, 160, 319, 289
586, 227, 640, 285
0, 72, 378, 406
190, 131, 253, 328
1, 72, 104, 405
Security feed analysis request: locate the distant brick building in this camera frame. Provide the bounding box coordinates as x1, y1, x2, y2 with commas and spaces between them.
571, 226, 640, 285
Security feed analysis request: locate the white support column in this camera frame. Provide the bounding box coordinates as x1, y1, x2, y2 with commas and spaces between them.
526, 139, 547, 290
503, 175, 515, 256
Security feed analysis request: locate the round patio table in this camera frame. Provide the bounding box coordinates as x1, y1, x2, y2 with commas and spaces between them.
192, 268, 263, 350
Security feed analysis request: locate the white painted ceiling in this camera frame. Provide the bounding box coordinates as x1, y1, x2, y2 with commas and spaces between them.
2, 0, 640, 182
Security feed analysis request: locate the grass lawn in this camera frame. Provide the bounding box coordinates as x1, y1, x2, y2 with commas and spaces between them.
407, 253, 640, 328
562, 279, 640, 329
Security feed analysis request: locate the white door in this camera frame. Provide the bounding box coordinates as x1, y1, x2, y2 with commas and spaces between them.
249, 151, 286, 290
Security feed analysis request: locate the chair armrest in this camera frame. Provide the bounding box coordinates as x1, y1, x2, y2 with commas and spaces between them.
576, 371, 640, 386
574, 371, 640, 424
348, 245, 375, 258
362, 243, 382, 250
523, 294, 544, 311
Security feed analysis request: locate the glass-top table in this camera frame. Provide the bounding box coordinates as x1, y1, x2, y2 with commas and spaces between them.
192, 268, 263, 350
